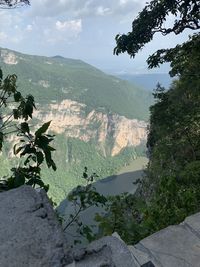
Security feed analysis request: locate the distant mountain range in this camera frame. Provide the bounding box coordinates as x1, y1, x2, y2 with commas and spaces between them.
0, 48, 153, 203
117, 73, 173, 91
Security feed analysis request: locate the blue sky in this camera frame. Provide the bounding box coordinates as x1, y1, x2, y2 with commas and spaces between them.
0, 0, 191, 74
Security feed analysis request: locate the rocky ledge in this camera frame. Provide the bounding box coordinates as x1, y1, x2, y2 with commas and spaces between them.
0, 186, 71, 267
1, 186, 200, 267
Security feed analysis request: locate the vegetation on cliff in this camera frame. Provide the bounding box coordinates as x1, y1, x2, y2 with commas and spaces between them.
96, 0, 200, 244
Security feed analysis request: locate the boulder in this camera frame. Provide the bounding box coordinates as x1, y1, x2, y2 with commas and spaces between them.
1, 185, 200, 267
129, 212, 200, 267
0, 186, 70, 267
68, 236, 137, 267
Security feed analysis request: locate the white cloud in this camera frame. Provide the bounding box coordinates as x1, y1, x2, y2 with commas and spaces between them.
29, 0, 146, 18
26, 24, 33, 32
55, 19, 82, 34
36, 18, 83, 45
120, 0, 129, 5
96, 6, 111, 16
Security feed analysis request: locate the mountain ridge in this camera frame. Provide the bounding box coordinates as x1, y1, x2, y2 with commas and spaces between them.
0, 47, 152, 121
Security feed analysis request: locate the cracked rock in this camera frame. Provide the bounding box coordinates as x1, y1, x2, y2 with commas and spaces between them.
0, 186, 70, 267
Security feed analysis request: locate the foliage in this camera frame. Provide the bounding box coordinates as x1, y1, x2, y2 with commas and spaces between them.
114, 0, 200, 60
102, 49, 199, 243
0, 0, 29, 8
98, 60, 200, 242
147, 33, 200, 77
0, 69, 56, 191
96, 1, 200, 244
62, 168, 107, 244
95, 193, 148, 244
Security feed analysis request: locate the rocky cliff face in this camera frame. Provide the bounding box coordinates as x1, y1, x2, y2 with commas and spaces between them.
35, 99, 147, 156
0, 50, 18, 65
0, 48, 149, 158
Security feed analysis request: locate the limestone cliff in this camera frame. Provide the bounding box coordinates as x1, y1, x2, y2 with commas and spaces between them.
0, 50, 18, 65
35, 99, 147, 156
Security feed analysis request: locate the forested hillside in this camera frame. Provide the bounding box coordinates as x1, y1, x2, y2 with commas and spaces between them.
0, 48, 152, 121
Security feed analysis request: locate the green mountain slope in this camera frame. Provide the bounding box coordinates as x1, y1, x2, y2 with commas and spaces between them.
0, 48, 151, 203
0, 48, 152, 121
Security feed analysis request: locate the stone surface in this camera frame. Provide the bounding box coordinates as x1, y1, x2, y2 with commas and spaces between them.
129, 213, 200, 267
67, 236, 137, 267
0, 186, 70, 267
2, 185, 200, 267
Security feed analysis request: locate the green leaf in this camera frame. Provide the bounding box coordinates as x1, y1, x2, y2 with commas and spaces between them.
36, 151, 44, 165
47, 145, 56, 151
13, 109, 19, 119
14, 91, 21, 102
35, 121, 51, 137
0, 132, 3, 151
20, 145, 36, 157
13, 144, 24, 155
0, 68, 2, 80
20, 122, 30, 134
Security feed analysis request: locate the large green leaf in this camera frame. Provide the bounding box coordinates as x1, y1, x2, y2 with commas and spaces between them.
35, 121, 51, 137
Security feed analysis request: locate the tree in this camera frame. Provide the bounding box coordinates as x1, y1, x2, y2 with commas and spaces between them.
114, 0, 200, 69
0, 0, 29, 8
0, 69, 56, 191
62, 168, 107, 245
96, 0, 200, 244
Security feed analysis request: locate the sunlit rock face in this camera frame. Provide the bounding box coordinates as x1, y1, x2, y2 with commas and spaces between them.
0, 48, 148, 159
0, 50, 18, 65
35, 99, 147, 156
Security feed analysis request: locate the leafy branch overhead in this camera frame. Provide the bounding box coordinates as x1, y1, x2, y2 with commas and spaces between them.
0, 69, 56, 191
0, 0, 29, 8
114, 0, 200, 64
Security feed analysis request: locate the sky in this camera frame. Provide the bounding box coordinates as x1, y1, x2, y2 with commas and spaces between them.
0, 0, 192, 74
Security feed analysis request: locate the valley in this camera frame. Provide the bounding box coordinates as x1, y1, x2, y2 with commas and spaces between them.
0, 48, 152, 204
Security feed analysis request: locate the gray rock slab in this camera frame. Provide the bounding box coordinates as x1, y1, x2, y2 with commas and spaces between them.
0, 186, 70, 267
68, 236, 137, 267
130, 213, 200, 267
128, 245, 158, 267
184, 212, 200, 237
2, 185, 200, 267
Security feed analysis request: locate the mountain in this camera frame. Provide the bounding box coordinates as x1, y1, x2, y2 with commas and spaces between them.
0, 48, 152, 203
0, 48, 152, 121
117, 73, 173, 91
